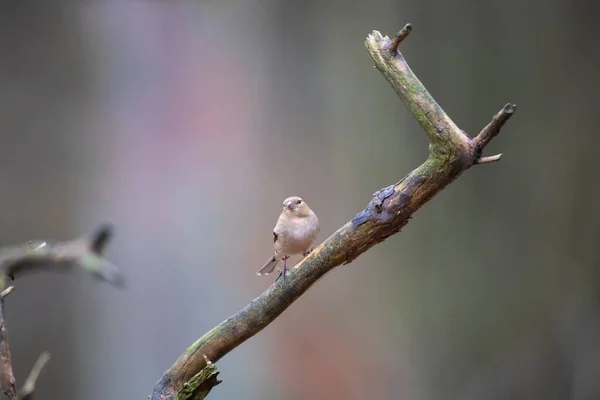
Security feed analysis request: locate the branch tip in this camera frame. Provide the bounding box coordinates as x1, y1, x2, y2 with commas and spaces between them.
91, 224, 114, 255
474, 103, 516, 150
18, 351, 51, 400
389, 23, 412, 54
474, 154, 502, 164
1, 286, 14, 299
503, 103, 516, 115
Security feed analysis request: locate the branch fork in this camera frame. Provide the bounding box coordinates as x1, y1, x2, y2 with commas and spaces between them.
150, 23, 515, 399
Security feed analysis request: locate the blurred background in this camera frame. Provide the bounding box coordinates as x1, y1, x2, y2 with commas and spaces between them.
1, 0, 599, 399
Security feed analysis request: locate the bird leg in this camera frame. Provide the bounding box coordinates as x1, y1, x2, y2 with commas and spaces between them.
276, 256, 290, 281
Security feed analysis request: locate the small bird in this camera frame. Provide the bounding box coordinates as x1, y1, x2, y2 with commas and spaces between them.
257, 196, 320, 278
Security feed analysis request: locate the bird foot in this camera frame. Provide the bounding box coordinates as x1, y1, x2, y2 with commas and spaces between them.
275, 265, 288, 281
302, 247, 314, 257
275, 256, 290, 281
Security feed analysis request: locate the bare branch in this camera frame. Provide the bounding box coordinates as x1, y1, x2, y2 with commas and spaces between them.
0, 299, 16, 400
90, 225, 112, 255
389, 23, 412, 54
150, 24, 515, 399
0, 225, 124, 289
0, 288, 13, 300
16, 352, 51, 400
474, 153, 503, 164
474, 104, 517, 151
0, 228, 122, 398
0, 227, 123, 399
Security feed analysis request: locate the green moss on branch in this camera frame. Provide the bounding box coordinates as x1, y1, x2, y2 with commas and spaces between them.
175, 362, 221, 400
150, 24, 515, 399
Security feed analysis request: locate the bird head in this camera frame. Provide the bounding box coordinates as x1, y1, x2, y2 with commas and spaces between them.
282, 196, 312, 217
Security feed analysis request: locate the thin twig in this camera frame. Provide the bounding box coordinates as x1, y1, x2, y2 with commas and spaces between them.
389, 23, 412, 54
474, 104, 517, 150
474, 154, 503, 164
0, 287, 14, 299
15, 352, 51, 400
150, 23, 515, 400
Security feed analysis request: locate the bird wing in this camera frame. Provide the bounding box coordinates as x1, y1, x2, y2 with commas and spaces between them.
273, 213, 288, 242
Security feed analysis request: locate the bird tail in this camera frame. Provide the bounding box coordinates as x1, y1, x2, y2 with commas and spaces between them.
257, 256, 279, 275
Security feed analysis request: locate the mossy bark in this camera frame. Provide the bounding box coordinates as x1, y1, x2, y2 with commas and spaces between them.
150, 25, 514, 399
175, 364, 221, 400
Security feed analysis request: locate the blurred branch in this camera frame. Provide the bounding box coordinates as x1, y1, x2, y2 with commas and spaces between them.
0, 288, 50, 400
17, 352, 51, 400
0, 227, 122, 399
0, 288, 13, 299
0, 225, 125, 289
150, 24, 515, 399
0, 293, 17, 400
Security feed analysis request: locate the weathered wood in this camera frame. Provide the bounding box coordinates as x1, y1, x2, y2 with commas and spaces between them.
150, 24, 515, 399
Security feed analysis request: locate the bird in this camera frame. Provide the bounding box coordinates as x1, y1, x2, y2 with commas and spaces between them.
257, 196, 320, 279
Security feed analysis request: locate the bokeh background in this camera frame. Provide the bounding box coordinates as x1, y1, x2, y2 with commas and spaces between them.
1, 0, 599, 399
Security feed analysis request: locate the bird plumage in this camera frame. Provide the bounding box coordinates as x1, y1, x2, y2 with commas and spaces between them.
257, 196, 319, 277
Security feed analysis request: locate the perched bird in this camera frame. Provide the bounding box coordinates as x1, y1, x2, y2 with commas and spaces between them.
257, 196, 320, 278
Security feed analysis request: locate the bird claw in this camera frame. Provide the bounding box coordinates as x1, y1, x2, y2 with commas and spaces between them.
275, 266, 288, 281
302, 247, 314, 257
275, 256, 290, 281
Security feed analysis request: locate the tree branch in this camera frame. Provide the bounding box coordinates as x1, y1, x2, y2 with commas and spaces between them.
474, 154, 502, 164
150, 24, 516, 399
0, 225, 125, 289
0, 228, 122, 399
0, 295, 17, 400
16, 352, 51, 400
1, 289, 51, 400
389, 23, 412, 54
474, 104, 516, 151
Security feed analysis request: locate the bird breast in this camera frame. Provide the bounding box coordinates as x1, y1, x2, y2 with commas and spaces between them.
275, 214, 319, 257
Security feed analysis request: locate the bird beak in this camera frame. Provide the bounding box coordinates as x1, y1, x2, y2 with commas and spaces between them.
285, 201, 294, 210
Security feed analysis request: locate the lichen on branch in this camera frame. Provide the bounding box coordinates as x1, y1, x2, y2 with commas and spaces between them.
150, 23, 515, 399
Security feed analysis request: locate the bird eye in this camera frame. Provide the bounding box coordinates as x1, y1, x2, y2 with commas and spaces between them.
296, 199, 302, 204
